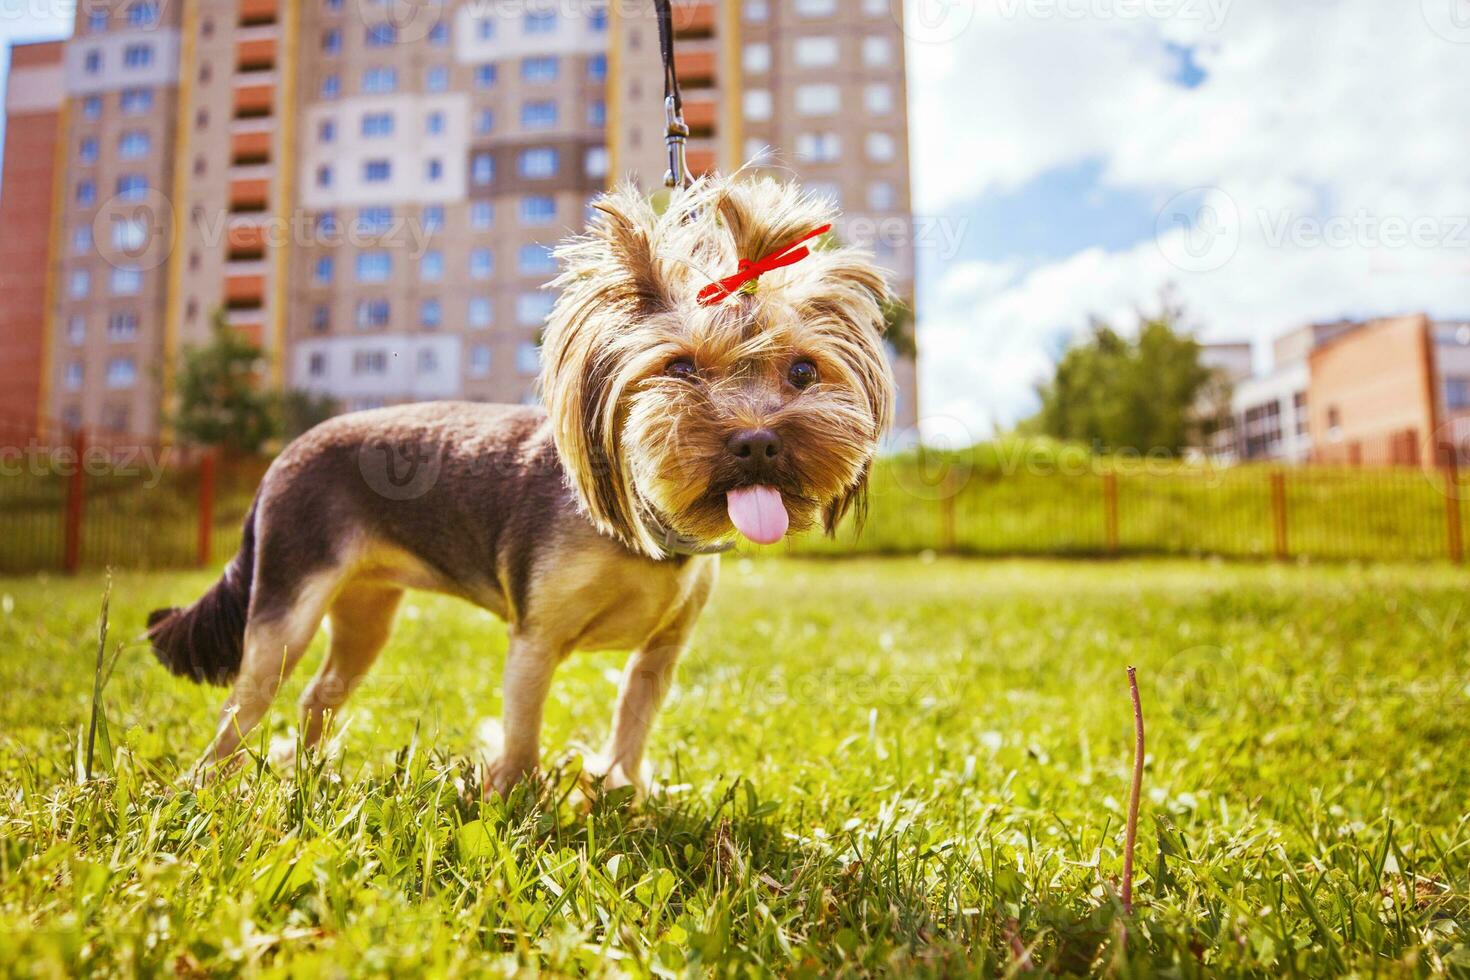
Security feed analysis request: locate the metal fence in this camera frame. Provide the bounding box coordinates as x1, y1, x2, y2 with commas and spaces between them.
0, 413, 1464, 573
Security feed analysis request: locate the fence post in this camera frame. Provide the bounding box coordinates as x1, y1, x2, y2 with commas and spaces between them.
63, 429, 87, 574
197, 449, 217, 567
938, 468, 958, 553
1445, 463, 1463, 564
1102, 471, 1119, 555
1270, 470, 1289, 561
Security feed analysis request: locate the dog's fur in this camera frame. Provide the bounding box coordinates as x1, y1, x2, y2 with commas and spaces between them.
148, 174, 896, 793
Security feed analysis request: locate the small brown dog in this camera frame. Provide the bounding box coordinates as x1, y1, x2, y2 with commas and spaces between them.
148, 175, 896, 794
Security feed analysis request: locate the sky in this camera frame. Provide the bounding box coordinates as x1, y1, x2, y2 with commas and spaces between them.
4, 0, 1468, 443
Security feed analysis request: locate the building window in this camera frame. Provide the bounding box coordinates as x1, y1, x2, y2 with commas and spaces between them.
868, 181, 896, 210
67, 316, 87, 345
107, 312, 139, 341
744, 90, 772, 120
366, 23, 396, 45
311, 304, 330, 330
1242, 400, 1283, 459
363, 159, 392, 182
127, 1, 159, 25
587, 54, 607, 81
474, 64, 497, 88
794, 37, 839, 67
472, 152, 495, 186
426, 110, 446, 135
76, 181, 96, 206
744, 0, 769, 21
420, 298, 442, 328
796, 132, 841, 162
471, 201, 493, 229
308, 352, 327, 377
1293, 391, 1309, 437
518, 244, 556, 276
122, 44, 153, 69
521, 56, 559, 83
322, 28, 341, 54
590, 7, 608, 30
69, 269, 91, 298
585, 146, 608, 178
516, 292, 553, 326
111, 267, 143, 295
587, 100, 606, 126
65, 361, 84, 391
79, 138, 98, 164
116, 175, 148, 201
429, 22, 448, 45
319, 119, 336, 142
362, 67, 397, 93
517, 147, 558, 179
516, 341, 540, 375
524, 9, 556, 33
316, 165, 333, 188
420, 250, 444, 280
422, 205, 444, 232
417, 348, 439, 373
314, 257, 334, 284
795, 0, 836, 14
361, 112, 394, 137
111, 216, 148, 252
744, 43, 770, 73
73, 226, 92, 254
355, 299, 390, 328
1447, 378, 1470, 411
519, 195, 555, 224
120, 88, 153, 114
425, 158, 443, 181
475, 109, 494, 134
353, 350, 388, 375
866, 132, 896, 162
470, 248, 493, 279
84, 50, 102, 74
321, 74, 341, 99
88, 9, 107, 30
106, 357, 138, 388
521, 100, 558, 129
119, 131, 150, 158
356, 251, 391, 281
796, 84, 840, 115
476, 18, 495, 39
82, 95, 102, 119
865, 83, 893, 114
468, 344, 491, 378
469, 297, 493, 328
862, 36, 892, 66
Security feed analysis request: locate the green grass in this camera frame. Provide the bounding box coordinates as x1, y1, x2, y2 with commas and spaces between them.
2, 558, 1469, 976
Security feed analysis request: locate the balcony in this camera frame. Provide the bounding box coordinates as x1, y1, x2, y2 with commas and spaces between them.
674, 48, 716, 87
671, 0, 715, 37
687, 146, 717, 176
236, 37, 276, 71
238, 0, 277, 27
682, 96, 717, 137
233, 83, 275, 118
227, 223, 267, 258
230, 130, 272, 164
225, 309, 265, 345
229, 177, 270, 211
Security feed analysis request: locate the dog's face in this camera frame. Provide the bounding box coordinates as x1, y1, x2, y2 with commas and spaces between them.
542, 176, 896, 557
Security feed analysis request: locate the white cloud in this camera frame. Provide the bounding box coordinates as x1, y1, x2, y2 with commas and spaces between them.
904, 0, 1470, 438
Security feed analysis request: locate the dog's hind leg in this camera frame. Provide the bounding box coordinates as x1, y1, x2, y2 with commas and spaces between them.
482, 631, 568, 796
198, 571, 339, 775
299, 583, 403, 749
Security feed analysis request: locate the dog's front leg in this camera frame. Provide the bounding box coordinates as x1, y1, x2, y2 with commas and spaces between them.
482, 633, 563, 796
589, 619, 695, 796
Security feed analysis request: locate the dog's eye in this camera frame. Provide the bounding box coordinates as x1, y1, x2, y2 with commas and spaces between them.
665, 358, 697, 380
787, 359, 818, 389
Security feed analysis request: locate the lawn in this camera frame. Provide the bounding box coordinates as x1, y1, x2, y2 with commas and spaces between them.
1, 557, 1468, 975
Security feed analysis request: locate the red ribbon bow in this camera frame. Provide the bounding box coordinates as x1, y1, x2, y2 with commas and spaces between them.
696, 223, 832, 306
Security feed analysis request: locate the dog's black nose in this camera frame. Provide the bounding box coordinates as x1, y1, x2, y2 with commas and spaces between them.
727, 427, 782, 463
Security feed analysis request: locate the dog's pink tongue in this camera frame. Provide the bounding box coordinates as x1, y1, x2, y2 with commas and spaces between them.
726, 485, 789, 545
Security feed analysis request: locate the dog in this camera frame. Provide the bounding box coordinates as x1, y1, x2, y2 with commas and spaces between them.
147, 174, 896, 795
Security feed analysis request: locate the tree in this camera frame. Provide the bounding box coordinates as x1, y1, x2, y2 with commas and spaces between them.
1027, 303, 1218, 455
171, 310, 280, 453
881, 297, 917, 360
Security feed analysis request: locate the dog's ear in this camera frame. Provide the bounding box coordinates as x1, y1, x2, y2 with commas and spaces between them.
540, 186, 668, 556
823, 461, 871, 537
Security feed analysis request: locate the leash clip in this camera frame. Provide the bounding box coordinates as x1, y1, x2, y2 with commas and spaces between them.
663, 95, 691, 190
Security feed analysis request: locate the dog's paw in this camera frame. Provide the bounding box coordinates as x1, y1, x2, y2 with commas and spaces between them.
480, 756, 536, 798
581, 756, 652, 803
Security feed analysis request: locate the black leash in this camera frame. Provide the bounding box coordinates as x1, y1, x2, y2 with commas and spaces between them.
652, 0, 691, 189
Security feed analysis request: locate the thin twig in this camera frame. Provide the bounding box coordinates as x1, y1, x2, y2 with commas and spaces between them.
84, 573, 112, 782
1122, 665, 1145, 915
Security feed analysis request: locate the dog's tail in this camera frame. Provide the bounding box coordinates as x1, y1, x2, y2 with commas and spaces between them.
146, 496, 258, 685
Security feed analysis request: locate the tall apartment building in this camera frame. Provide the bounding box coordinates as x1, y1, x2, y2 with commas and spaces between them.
1, 0, 919, 439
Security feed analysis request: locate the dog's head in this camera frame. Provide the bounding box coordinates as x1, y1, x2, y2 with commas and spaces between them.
541, 174, 896, 558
